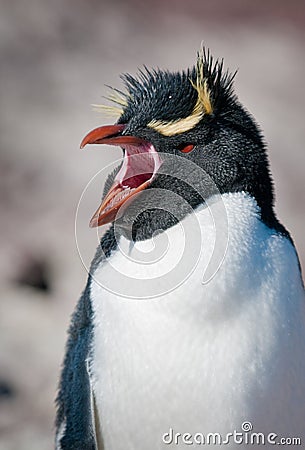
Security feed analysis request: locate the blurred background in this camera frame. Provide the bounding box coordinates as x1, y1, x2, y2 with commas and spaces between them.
0, 0, 304, 448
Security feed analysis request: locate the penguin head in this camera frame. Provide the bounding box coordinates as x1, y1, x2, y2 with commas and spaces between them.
81, 49, 274, 239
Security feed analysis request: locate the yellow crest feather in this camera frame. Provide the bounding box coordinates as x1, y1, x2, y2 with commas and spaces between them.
92, 88, 128, 118
91, 103, 124, 117
190, 50, 213, 115
148, 51, 213, 136
106, 91, 128, 107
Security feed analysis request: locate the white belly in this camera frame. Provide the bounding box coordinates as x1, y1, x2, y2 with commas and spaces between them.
91, 193, 305, 449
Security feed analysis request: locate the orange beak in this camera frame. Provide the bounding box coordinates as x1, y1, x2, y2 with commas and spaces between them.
80, 124, 143, 149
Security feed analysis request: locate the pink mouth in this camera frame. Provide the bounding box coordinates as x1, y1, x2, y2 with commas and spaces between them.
80, 125, 162, 226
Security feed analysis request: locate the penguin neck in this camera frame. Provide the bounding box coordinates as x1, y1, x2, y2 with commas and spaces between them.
113, 175, 219, 242
113, 187, 290, 243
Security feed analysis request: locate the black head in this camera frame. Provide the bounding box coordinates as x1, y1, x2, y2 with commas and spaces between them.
81, 49, 287, 241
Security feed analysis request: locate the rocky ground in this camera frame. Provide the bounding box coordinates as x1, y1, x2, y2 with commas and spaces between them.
0, 0, 304, 448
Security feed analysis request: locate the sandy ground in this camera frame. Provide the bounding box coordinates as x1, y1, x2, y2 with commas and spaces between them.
0, 1, 304, 448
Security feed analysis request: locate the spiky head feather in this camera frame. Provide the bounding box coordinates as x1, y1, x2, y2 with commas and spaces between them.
98, 48, 237, 135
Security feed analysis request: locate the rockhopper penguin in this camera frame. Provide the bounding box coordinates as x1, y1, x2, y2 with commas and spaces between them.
56, 49, 305, 449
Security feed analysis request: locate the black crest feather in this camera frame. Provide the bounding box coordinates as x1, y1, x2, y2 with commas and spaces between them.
110, 47, 238, 126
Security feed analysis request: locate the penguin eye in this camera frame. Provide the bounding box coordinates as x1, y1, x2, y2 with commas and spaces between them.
177, 143, 194, 154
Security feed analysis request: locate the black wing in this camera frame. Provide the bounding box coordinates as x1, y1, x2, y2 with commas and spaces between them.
55, 225, 117, 449
55, 284, 97, 450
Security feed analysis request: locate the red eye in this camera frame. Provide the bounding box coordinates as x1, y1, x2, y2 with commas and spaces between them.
178, 144, 194, 154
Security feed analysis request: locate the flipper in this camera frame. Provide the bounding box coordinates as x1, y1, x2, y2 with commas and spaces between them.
56, 226, 117, 449
55, 285, 97, 450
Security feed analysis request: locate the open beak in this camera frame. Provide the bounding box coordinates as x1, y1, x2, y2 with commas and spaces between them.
80, 124, 162, 227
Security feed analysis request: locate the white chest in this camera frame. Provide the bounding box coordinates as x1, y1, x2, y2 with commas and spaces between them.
90, 193, 305, 449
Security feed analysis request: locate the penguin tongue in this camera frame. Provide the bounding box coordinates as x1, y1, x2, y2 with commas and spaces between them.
80, 124, 162, 227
